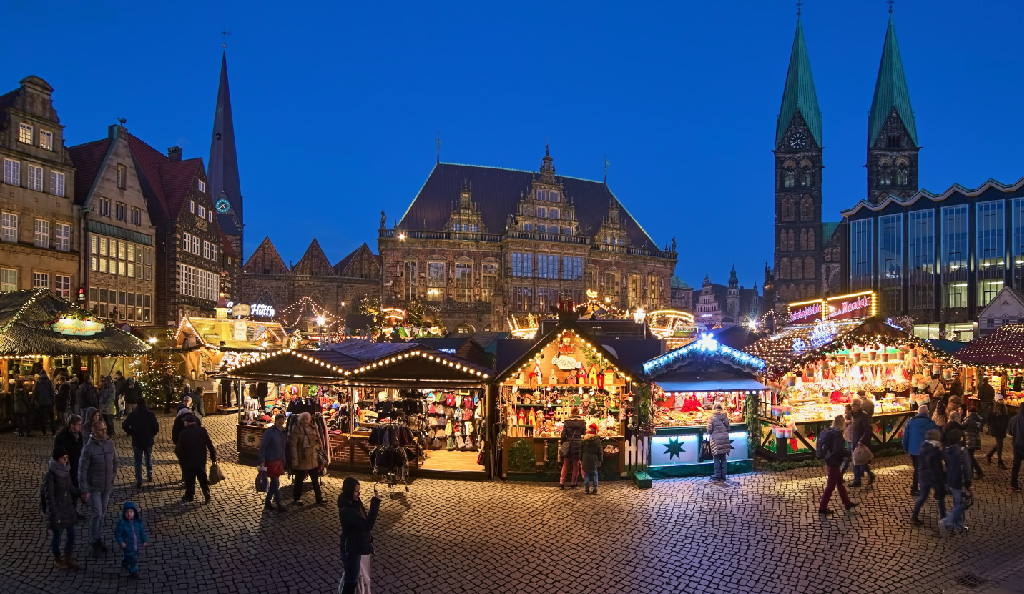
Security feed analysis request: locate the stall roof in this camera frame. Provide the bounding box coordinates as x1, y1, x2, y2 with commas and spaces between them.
494, 318, 640, 383
0, 290, 150, 357
176, 316, 288, 351
926, 339, 969, 355
654, 378, 767, 393
947, 325, 1024, 366
643, 333, 766, 378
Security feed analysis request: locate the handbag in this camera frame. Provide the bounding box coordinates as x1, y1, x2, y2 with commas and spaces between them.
699, 440, 712, 461
852, 443, 874, 466
316, 448, 329, 468
209, 462, 226, 485
266, 459, 285, 478
255, 468, 268, 492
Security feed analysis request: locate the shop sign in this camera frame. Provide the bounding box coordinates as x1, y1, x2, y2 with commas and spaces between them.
51, 316, 104, 336
231, 303, 251, 318
250, 303, 275, 318
826, 293, 874, 321
808, 320, 838, 349
551, 355, 582, 370
789, 302, 821, 324
233, 320, 247, 341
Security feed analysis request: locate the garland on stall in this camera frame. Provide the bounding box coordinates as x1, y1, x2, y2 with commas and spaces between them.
507, 438, 536, 472
744, 390, 761, 459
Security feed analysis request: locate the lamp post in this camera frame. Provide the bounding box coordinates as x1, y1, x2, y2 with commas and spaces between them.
316, 315, 326, 347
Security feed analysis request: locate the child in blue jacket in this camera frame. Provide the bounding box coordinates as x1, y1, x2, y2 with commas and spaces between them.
114, 501, 148, 578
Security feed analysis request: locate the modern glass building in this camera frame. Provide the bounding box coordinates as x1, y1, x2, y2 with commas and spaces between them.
842, 178, 1024, 340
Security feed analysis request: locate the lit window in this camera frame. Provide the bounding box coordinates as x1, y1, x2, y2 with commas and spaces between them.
55, 224, 71, 251
27, 165, 43, 191
189, 200, 195, 214
18, 123, 33, 144
54, 275, 70, 299
0, 268, 17, 291
34, 219, 50, 248
4, 159, 20, 185
39, 130, 53, 151
115, 202, 127, 221
197, 204, 206, 218
1, 212, 18, 243
191, 235, 200, 255
33, 271, 49, 289
50, 171, 65, 197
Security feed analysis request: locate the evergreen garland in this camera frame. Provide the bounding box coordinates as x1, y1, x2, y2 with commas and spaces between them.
745, 391, 761, 459
507, 438, 536, 472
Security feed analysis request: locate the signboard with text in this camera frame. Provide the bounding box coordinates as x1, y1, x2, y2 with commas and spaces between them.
787, 292, 875, 325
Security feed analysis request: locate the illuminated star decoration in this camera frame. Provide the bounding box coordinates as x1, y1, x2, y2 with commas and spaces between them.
664, 437, 685, 460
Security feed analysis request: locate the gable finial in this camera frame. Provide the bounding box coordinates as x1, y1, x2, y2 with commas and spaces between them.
796, 0, 802, 17
221, 30, 231, 49
603, 155, 610, 184
436, 131, 442, 164
887, 0, 894, 14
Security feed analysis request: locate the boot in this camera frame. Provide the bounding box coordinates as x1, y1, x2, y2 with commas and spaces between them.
999, 461, 1008, 470
63, 556, 79, 570
53, 556, 68, 570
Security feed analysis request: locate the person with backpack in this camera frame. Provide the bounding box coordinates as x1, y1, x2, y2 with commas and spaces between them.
939, 427, 973, 536
902, 405, 938, 496
43, 446, 79, 570
911, 429, 946, 525
818, 415, 857, 515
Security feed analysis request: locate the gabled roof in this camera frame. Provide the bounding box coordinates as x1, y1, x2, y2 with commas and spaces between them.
292, 239, 334, 276
209, 52, 243, 236
243, 236, 289, 275
950, 324, 1024, 366
493, 318, 639, 383
399, 161, 660, 249
158, 159, 202, 217
978, 286, 1024, 318
841, 176, 1024, 216
124, 132, 172, 221
67, 138, 112, 206
868, 18, 917, 147
776, 19, 822, 149
670, 275, 692, 291
333, 243, 379, 276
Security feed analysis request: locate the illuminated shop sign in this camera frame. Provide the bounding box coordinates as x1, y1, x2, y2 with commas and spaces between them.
789, 302, 821, 324
788, 292, 876, 324
51, 317, 104, 336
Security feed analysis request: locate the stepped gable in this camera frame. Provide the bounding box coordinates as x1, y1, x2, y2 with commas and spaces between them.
244, 237, 289, 275
398, 161, 659, 249
292, 239, 335, 277
67, 138, 111, 206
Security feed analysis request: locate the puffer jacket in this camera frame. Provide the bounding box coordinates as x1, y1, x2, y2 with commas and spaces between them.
902, 410, 937, 456
944, 444, 972, 490
289, 422, 323, 471
44, 458, 78, 529
114, 501, 148, 554
580, 435, 604, 473
917, 440, 945, 486
963, 412, 983, 451
54, 426, 84, 486
707, 411, 732, 456
338, 495, 381, 557
560, 416, 587, 460
258, 425, 287, 466
79, 434, 117, 493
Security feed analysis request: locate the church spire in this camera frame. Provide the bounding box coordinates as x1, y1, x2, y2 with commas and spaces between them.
209, 51, 244, 255
868, 17, 917, 148
775, 18, 822, 149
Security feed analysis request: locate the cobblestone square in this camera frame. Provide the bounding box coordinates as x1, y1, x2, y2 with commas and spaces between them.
2, 413, 1022, 594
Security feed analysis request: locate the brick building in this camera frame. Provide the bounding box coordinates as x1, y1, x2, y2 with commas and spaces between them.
0, 76, 78, 297
378, 149, 677, 332
68, 124, 156, 323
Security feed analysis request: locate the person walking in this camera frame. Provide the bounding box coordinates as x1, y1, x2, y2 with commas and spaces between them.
77, 376, 97, 419
707, 403, 733, 482
559, 407, 586, 489
337, 477, 381, 594
911, 429, 947, 525
33, 370, 56, 436
258, 413, 288, 512
98, 376, 117, 437
43, 446, 79, 570
963, 404, 984, 479
176, 414, 216, 504
114, 502, 148, 579
82, 408, 102, 439
55, 374, 72, 428
54, 415, 84, 502
580, 423, 603, 495
818, 415, 856, 515
123, 377, 142, 416
171, 397, 195, 487
986, 401, 1010, 469
978, 376, 996, 428
939, 427, 973, 536
1009, 404, 1024, 492
122, 398, 160, 488
13, 380, 32, 437
289, 411, 326, 505
903, 405, 937, 496
848, 398, 876, 487
113, 371, 127, 418
79, 421, 117, 554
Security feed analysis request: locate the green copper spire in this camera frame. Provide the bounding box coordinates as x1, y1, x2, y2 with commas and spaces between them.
776, 19, 822, 149
868, 17, 918, 147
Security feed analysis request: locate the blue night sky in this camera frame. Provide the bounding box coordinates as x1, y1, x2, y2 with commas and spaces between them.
4, 0, 1023, 291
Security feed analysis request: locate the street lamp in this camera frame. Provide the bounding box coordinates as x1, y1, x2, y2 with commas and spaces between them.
316, 315, 326, 345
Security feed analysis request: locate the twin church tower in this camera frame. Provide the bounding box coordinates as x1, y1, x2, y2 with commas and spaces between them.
770, 12, 918, 308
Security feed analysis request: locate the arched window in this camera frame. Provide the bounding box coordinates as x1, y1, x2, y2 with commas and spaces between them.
783, 167, 796, 188
805, 257, 815, 280
807, 228, 816, 250
896, 167, 909, 186
800, 197, 813, 221
801, 169, 812, 187
779, 258, 790, 280
782, 198, 795, 221
791, 260, 803, 280
799, 229, 808, 251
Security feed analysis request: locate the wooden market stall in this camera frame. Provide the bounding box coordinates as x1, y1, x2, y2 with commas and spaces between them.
948, 324, 1024, 414
641, 333, 768, 478
744, 314, 958, 461
493, 316, 636, 481
0, 289, 151, 427
226, 341, 494, 480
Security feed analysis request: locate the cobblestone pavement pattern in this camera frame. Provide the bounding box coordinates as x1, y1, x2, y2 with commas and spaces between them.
1, 413, 1023, 594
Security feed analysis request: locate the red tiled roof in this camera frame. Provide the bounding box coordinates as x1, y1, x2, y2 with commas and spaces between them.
220, 233, 237, 259
67, 139, 112, 206
124, 132, 171, 221
158, 159, 201, 217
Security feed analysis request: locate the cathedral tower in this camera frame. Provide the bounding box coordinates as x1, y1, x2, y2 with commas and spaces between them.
208, 52, 244, 260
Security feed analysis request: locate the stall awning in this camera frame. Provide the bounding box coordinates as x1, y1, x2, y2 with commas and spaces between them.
176, 316, 288, 351
948, 324, 1024, 366
654, 379, 767, 393
0, 289, 150, 357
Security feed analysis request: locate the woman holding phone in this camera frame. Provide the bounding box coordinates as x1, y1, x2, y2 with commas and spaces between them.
338, 477, 381, 594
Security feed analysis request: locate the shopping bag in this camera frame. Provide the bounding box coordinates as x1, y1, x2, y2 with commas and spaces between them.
209, 462, 226, 485
255, 468, 268, 492
699, 440, 713, 461
852, 444, 874, 466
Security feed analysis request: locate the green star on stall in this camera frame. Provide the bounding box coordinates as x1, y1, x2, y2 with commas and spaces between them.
664, 437, 685, 460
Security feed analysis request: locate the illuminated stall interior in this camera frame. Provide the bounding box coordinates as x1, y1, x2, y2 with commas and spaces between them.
950, 324, 1024, 413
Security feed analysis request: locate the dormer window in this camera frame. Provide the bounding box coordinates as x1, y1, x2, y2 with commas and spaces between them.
39, 130, 53, 151
549, 191, 559, 202
19, 123, 32, 144
537, 207, 546, 218
198, 179, 206, 193
536, 189, 547, 201
549, 208, 560, 220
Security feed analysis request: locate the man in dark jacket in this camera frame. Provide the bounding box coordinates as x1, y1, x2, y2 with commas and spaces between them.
559, 408, 587, 489
818, 415, 855, 515
939, 428, 972, 536
122, 398, 160, 488
337, 477, 381, 594
978, 377, 996, 427
848, 399, 876, 487
175, 414, 216, 504
77, 377, 97, 419
54, 415, 84, 492
34, 371, 56, 436
123, 377, 142, 415
1010, 407, 1024, 492
902, 405, 938, 495
911, 429, 946, 524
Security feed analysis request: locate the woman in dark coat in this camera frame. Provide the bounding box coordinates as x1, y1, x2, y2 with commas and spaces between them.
559, 407, 587, 489
53, 415, 84, 492
986, 401, 1010, 469
44, 446, 79, 570
338, 477, 381, 594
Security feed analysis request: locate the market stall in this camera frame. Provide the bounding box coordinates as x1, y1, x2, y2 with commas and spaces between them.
640, 333, 767, 478
493, 317, 636, 481
947, 324, 1024, 414
744, 292, 957, 460
0, 289, 151, 427
226, 341, 493, 480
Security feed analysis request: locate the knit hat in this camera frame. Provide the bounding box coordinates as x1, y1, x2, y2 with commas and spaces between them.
917, 405, 929, 417
587, 423, 598, 434
52, 446, 67, 460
